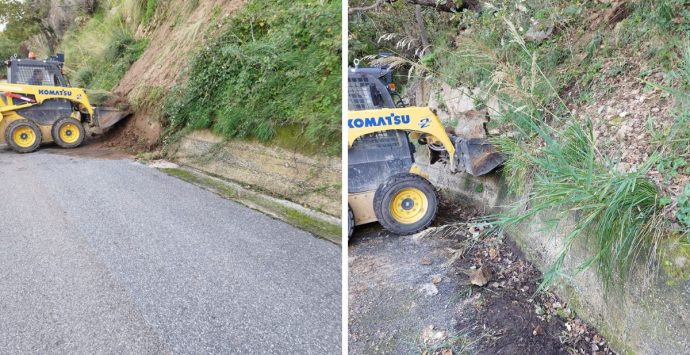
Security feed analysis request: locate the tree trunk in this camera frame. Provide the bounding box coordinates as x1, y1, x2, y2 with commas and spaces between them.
415, 5, 429, 49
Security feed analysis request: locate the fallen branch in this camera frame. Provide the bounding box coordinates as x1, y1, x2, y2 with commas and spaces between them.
405, 0, 480, 12
349, 0, 480, 14
348, 0, 384, 14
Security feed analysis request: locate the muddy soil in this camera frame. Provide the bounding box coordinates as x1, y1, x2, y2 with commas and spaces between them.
42, 134, 133, 160
95, 115, 160, 153
349, 200, 616, 354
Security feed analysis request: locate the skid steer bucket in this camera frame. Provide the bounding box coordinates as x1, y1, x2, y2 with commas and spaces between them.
94, 107, 131, 129
458, 138, 506, 176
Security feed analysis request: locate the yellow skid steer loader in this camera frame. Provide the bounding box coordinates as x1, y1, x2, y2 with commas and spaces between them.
347, 68, 504, 236
0, 54, 129, 153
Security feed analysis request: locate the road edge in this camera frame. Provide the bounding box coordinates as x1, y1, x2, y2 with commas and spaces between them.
157, 165, 342, 245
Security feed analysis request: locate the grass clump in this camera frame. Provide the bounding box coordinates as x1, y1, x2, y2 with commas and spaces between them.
163, 0, 341, 156
494, 118, 665, 289
143, 0, 159, 23
60, 6, 148, 91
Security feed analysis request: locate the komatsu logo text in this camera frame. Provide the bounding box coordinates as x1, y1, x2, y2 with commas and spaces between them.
38, 89, 72, 96
348, 113, 411, 128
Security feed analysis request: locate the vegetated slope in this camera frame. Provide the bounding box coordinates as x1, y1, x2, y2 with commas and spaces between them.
163, 0, 342, 156
4, 0, 341, 155
104, 0, 246, 149
114, 0, 342, 155
350, 1, 690, 288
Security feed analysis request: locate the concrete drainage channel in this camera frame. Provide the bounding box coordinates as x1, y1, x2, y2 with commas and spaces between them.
147, 160, 341, 244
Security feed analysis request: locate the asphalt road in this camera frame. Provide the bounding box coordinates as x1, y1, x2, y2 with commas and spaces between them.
0, 147, 341, 354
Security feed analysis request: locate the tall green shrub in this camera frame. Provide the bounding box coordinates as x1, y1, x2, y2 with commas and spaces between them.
164, 0, 341, 155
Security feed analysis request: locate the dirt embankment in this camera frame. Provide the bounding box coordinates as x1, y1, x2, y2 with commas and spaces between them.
103, 0, 244, 151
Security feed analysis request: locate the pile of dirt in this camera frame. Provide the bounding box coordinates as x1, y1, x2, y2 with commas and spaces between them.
449, 230, 615, 354
97, 116, 159, 153
436, 200, 615, 354
349, 199, 616, 354
102, 94, 131, 112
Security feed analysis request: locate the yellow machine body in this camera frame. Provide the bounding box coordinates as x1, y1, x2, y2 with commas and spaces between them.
347, 107, 452, 226
348, 106, 456, 169
0, 83, 93, 145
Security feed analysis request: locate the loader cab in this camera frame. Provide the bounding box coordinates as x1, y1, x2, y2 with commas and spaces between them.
349, 63, 405, 107
348, 71, 415, 194
5, 54, 68, 87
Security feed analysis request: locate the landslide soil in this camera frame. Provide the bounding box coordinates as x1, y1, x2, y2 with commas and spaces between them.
102, 0, 245, 152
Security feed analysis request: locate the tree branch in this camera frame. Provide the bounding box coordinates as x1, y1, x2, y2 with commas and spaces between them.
405, 0, 480, 13
348, 0, 384, 14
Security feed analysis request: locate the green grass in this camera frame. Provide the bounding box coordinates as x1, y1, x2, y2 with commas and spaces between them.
494, 119, 665, 289
60, 5, 149, 91
144, 0, 159, 23
162, 0, 341, 156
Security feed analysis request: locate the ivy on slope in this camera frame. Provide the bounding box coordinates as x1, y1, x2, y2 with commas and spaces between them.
164, 0, 341, 155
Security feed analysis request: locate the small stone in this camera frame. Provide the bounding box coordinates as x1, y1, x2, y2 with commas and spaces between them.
488, 247, 498, 259
533, 325, 545, 336
419, 283, 439, 296
535, 305, 545, 315
619, 111, 629, 118
147, 160, 180, 169
422, 325, 448, 345
651, 107, 660, 113
431, 275, 442, 284
525, 22, 554, 42
470, 265, 492, 286
420, 257, 433, 265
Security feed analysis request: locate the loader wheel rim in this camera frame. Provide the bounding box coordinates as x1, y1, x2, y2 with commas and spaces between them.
59, 123, 80, 144
13, 126, 37, 148
390, 188, 428, 224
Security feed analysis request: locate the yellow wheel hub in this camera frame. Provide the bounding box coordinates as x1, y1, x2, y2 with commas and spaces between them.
12, 126, 37, 148
390, 188, 428, 224
59, 123, 80, 144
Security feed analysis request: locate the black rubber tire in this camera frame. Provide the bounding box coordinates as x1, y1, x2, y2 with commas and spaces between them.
373, 172, 438, 235
5, 119, 42, 153
52, 118, 85, 148
348, 205, 355, 238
